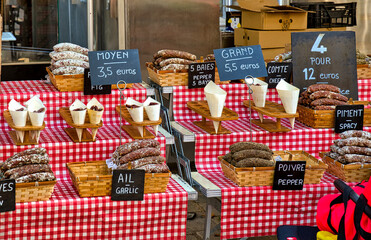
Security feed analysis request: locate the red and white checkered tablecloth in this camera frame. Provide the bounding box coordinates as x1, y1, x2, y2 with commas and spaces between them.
358, 79, 371, 101
0, 176, 188, 240
0, 80, 147, 126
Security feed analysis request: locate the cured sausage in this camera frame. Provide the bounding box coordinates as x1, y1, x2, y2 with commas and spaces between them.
52, 59, 89, 69
15, 172, 56, 183
52, 66, 85, 75
153, 49, 197, 61
2, 153, 49, 171
119, 147, 161, 164
340, 130, 371, 140
4, 164, 52, 179
53, 43, 89, 55
232, 149, 273, 161
159, 58, 195, 67
136, 163, 169, 173
229, 142, 272, 154
113, 139, 161, 159
117, 156, 165, 170
49, 51, 89, 62
307, 84, 340, 93
310, 98, 348, 107
334, 137, 371, 148
235, 158, 275, 167
160, 64, 188, 71
309, 91, 348, 102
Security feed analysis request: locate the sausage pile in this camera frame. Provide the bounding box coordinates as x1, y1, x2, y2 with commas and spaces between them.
112, 139, 169, 173
299, 84, 349, 110
328, 130, 371, 164
152, 49, 197, 71
222, 142, 275, 167
49, 43, 89, 75
0, 148, 56, 183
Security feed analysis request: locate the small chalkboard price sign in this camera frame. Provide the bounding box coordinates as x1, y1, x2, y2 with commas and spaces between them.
0, 179, 16, 212
273, 161, 306, 190
88, 49, 142, 86
111, 169, 145, 201
83, 68, 112, 95
335, 105, 364, 133
291, 31, 358, 99
213, 45, 267, 81
188, 62, 215, 89
266, 62, 293, 88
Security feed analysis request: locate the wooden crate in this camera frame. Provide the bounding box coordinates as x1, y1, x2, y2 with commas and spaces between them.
66, 160, 171, 197
320, 153, 371, 182
357, 64, 371, 79
297, 101, 371, 128
219, 150, 327, 187
16, 181, 56, 203
146, 62, 229, 86
46, 67, 132, 92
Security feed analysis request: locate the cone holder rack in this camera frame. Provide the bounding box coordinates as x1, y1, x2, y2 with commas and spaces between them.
243, 100, 299, 132
115, 105, 162, 139
59, 107, 103, 143
187, 100, 238, 135
3, 110, 46, 145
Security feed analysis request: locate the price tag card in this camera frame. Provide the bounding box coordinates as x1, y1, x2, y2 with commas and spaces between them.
266, 62, 293, 88
335, 105, 364, 133
0, 179, 16, 212
188, 62, 215, 89
111, 169, 145, 201
213, 45, 267, 81
88, 49, 142, 86
273, 161, 306, 190
292, 31, 358, 99
83, 68, 112, 95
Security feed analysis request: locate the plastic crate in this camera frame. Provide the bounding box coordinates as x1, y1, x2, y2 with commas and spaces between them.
291, 2, 357, 28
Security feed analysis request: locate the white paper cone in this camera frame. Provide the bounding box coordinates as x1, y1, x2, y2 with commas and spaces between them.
204, 81, 227, 118
27, 99, 46, 127
249, 78, 268, 108
276, 80, 300, 114
137, 127, 144, 137
8, 100, 27, 127
126, 98, 143, 122
91, 128, 98, 140
36, 130, 41, 143
70, 99, 87, 125
25, 95, 43, 108
143, 97, 160, 121
213, 121, 220, 134
16, 130, 25, 143
87, 98, 104, 124
289, 118, 296, 129
152, 125, 159, 136
258, 113, 264, 123
76, 128, 83, 142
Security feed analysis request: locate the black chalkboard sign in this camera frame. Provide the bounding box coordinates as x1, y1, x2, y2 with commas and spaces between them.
0, 179, 16, 212
88, 49, 142, 86
292, 31, 358, 99
213, 45, 267, 81
188, 62, 215, 89
266, 62, 293, 88
273, 161, 306, 190
335, 105, 364, 133
83, 68, 112, 95
111, 169, 145, 201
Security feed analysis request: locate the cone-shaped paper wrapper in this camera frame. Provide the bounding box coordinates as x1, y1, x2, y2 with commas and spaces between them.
137, 127, 144, 137
143, 97, 160, 121
204, 81, 227, 118
91, 128, 98, 140
27, 99, 46, 127
213, 121, 220, 134
76, 128, 83, 142
152, 125, 159, 136
25, 95, 43, 108
258, 113, 264, 123
289, 118, 296, 129
276, 80, 300, 114
126, 98, 143, 122
8, 99, 27, 127
16, 131, 25, 143
250, 78, 268, 108
87, 98, 104, 124
69, 99, 87, 125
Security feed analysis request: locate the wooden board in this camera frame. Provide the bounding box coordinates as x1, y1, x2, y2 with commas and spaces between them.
64, 128, 96, 143
121, 125, 156, 139
193, 120, 231, 135
3, 110, 45, 131
252, 119, 292, 132
115, 106, 162, 126
243, 100, 299, 118
9, 130, 40, 146
59, 107, 103, 128
187, 100, 238, 121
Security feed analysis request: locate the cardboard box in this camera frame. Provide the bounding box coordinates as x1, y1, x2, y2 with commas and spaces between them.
234, 27, 347, 48
231, 0, 307, 30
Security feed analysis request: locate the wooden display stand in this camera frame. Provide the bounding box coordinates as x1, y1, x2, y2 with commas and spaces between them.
115, 106, 162, 139
187, 100, 238, 134
3, 110, 45, 145
59, 107, 103, 143
243, 100, 299, 132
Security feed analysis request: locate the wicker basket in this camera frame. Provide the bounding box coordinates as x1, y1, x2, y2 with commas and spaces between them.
66, 160, 171, 197
297, 101, 371, 129
219, 150, 328, 187
320, 153, 371, 182
16, 181, 56, 203
146, 62, 229, 86
46, 67, 132, 92
357, 64, 371, 79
